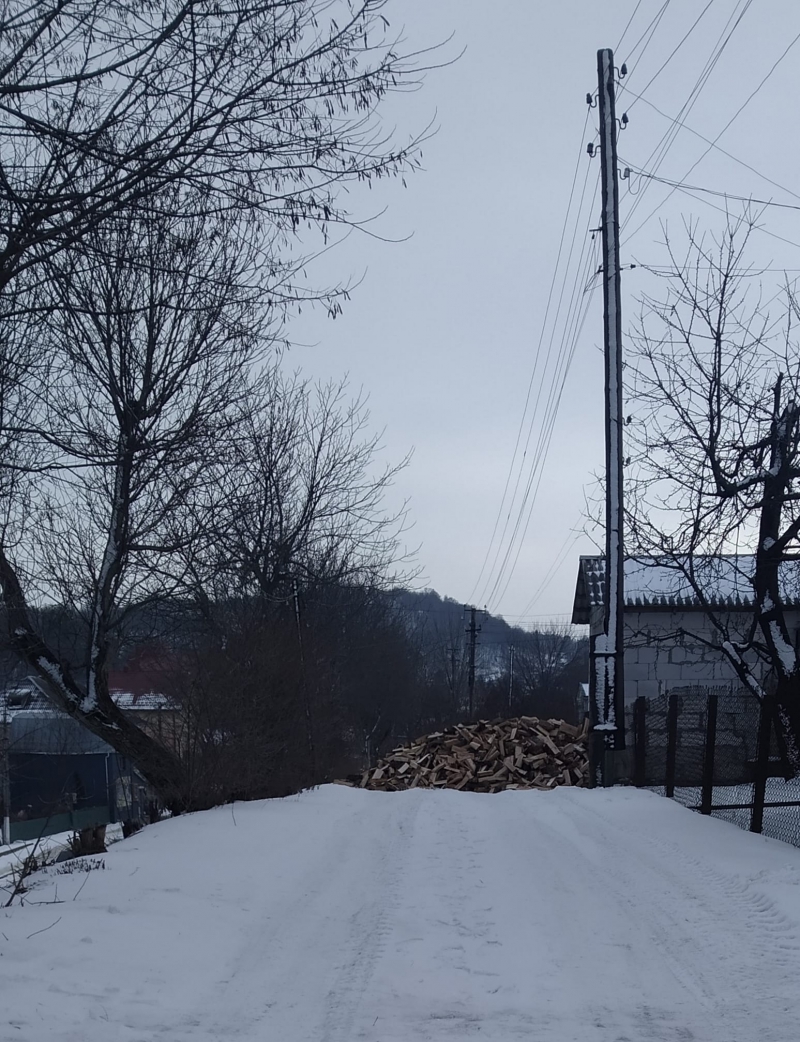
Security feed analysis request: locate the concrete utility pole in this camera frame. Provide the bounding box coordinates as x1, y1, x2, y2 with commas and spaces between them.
592, 48, 627, 775
464, 606, 482, 718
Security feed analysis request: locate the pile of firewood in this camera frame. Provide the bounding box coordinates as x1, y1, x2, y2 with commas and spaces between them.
342, 716, 589, 793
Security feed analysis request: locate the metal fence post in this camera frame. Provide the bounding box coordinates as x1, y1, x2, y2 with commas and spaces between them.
665, 694, 679, 798
633, 697, 646, 786
750, 696, 772, 834
700, 693, 718, 815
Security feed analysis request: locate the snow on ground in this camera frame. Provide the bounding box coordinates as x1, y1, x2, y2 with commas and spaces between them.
2, 785, 800, 1042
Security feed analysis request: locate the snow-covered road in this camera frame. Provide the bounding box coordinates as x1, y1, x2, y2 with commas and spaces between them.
3, 786, 800, 1041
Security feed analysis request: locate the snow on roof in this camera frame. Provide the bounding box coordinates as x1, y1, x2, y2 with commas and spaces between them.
1, 680, 177, 718
110, 690, 176, 711
571, 555, 800, 624
0, 684, 53, 716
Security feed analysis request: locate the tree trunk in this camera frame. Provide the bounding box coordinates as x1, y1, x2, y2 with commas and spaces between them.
0, 545, 195, 810
773, 675, 800, 774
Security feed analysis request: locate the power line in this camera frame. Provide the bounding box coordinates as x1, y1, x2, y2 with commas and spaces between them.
622, 166, 800, 211
622, 20, 800, 246
472, 123, 598, 608
518, 525, 585, 618
486, 233, 601, 612
467, 109, 591, 605
480, 225, 597, 610
618, 84, 800, 206
616, 0, 645, 51
489, 250, 601, 611
480, 175, 600, 609
638, 263, 800, 274
645, 178, 800, 253
620, 0, 756, 238
624, 0, 714, 105
478, 152, 601, 609
623, 0, 672, 77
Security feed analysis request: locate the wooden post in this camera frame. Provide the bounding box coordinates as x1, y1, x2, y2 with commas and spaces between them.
665, 694, 679, 798
750, 697, 772, 834
700, 693, 718, 815
633, 696, 646, 786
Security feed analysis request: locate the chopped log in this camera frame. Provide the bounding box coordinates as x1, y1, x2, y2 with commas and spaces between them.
338, 715, 589, 795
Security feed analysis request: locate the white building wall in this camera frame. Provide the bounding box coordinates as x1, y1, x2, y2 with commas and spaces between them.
596, 609, 800, 705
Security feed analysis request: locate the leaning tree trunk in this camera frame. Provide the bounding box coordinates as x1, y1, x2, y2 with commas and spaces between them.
0, 546, 199, 811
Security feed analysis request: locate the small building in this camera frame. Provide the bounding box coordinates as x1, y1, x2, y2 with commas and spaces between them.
571, 555, 800, 733
1, 681, 160, 842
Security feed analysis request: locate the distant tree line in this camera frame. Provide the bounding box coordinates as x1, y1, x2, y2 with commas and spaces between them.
1, 589, 588, 807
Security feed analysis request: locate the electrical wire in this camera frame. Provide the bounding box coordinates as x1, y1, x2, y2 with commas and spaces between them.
469, 115, 595, 606
466, 109, 592, 605
623, 0, 673, 78
477, 174, 599, 611
488, 243, 602, 612
485, 3, 747, 617
623, 15, 800, 246
472, 2, 759, 619
518, 526, 585, 618
485, 230, 601, 612
623, 0, 715, 107
642, 177, 800, 253
618, 84, 800, 206
620, 0, 755, 238
622, 165, 800, 212
479, 169, 599, 606
616, 0, 645, 51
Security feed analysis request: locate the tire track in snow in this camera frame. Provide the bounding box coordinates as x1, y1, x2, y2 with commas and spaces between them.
550, 790, 800, 1040
319, 792, 422, 1042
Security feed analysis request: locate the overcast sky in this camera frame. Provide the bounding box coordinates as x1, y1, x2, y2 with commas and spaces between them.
288, 0, 800, 627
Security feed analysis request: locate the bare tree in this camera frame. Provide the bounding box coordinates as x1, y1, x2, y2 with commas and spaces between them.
0, 1, 429, 294
510, 624, 584, 720
627, 214, 800, 764
0, 198, 266, 806
194, 371, 413, 605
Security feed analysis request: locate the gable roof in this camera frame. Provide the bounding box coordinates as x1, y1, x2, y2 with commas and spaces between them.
571, 555, 800, 625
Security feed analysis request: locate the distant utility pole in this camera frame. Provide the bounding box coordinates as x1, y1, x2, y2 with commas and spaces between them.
464, 606, 482, 718
508, 644, 515, 713
589, 48, 627, 779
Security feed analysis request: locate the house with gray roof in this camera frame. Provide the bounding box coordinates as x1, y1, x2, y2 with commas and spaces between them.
571, 555, 800, 729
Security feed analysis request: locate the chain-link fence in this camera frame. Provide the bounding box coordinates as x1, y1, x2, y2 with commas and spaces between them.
633, 687, 800, 849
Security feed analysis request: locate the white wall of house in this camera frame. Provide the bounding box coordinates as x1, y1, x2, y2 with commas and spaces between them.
591, 608, 800, 705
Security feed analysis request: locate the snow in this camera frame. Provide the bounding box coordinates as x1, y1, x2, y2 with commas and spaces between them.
769, 619, 798, 673
0, 825, 124, 880
3, 785, 800, 1041
110, 691, 176, 711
